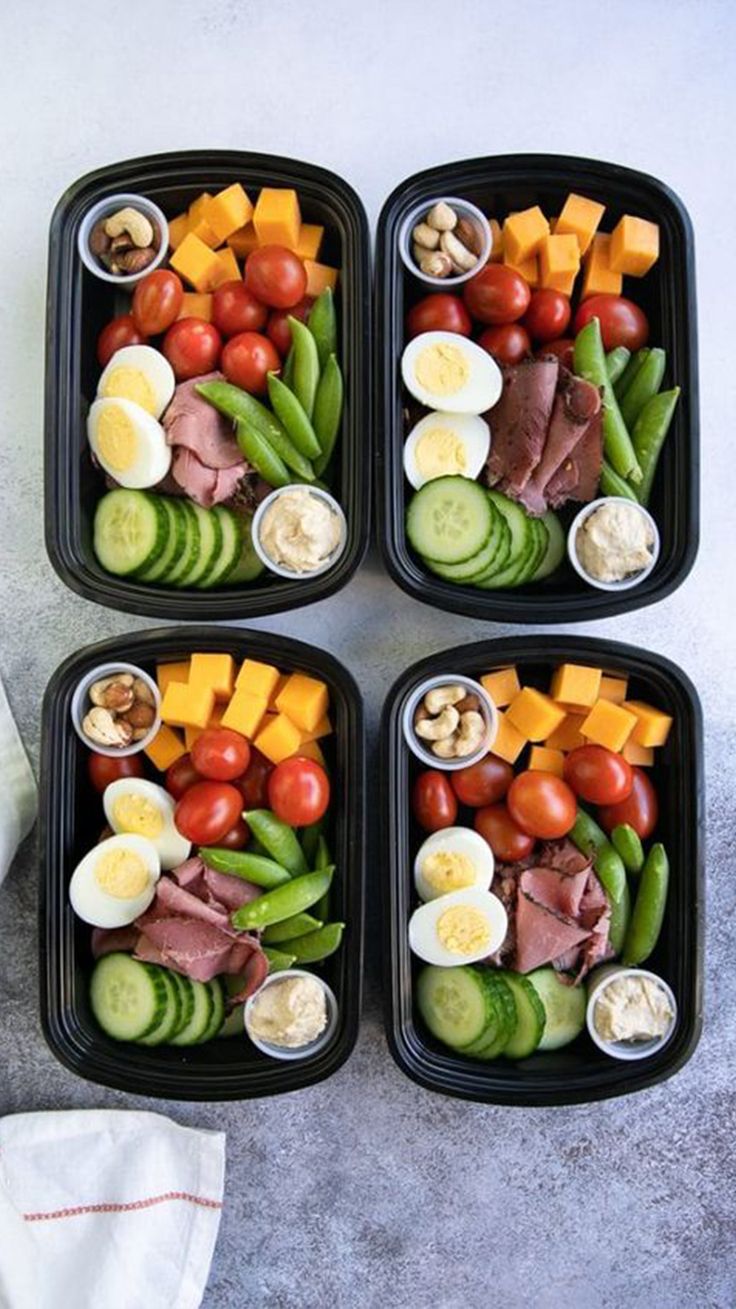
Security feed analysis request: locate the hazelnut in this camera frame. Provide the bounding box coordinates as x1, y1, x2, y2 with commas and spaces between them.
123, 701, 156, 732
113, 247, 157, 274
132, 677, 156, 707
89, 221, 111, 257
455, 693, 481, 714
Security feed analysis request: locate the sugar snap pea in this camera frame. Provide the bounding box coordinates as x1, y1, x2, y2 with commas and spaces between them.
263, 947, 297, 972
574, 319, 642, 481
282, 344, 295, 391
611, 824, 645, 875
231, 867, 334, 931
313, 354, 344, 477
606, 346, 631, 385
622, 843, 669, 965
289, 317, 320, 419
313, 834, 332, 921
244, 809, 308, 876
631, 387, 681, 506
600, 460, 639, 503
570, 808, 631, 953
300, 821, 323, 866
235, 421, 290, 488
262, 912, 324, 944
614, 348, 650, 400
267, 373, 322, 460
197, 380, 285, 446
620, 348, 666, 431
307, 288, 338, 369
284, 922, 344, 964
200, 847, 291, 888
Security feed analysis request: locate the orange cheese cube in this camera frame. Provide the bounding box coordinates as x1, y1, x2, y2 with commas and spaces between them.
489, 712, 527, 765
188, 193, 212, 223
268, 673, 289, 708
156, 661, 191, 695
170, 233, 222, 292
622, 701, 673, 748
160, 681, 215, 730
555, 193, 605, 256
185, 703, 225, 752
488, 218, 503, 262
507, 688, 566, 742
177, 292, 213, 322
293, 224, 324, 261
144, 724, 187, 772
255, 712, 303, 764
227, 224, 259, 258
188, 218, 219, 248
581, 234, 623, 300
503, 206, 549, 263
303, 260, 338, 297
539, 234, 580, 293
275, 673, 329, 733
545, 714, 587, 753
187, 193, 219, 248
609, 215, 659, 277
622, 738, 654, 767
550, 664, 602, 709
299, 714, 332, 744
529, 746, 565, 777
208, 246, 241, 290
296, 739, 327, 768
203, 184, 253, 243
581, 699, 636, 752
189, 653, 235, 700
168, 212, 190, 250
235, 659, 281, 701
253, 187, 301, 249
599, 676, 628, 705
481, 667, 521, 708
503, 251, 539, 287
220, 690, 268, 740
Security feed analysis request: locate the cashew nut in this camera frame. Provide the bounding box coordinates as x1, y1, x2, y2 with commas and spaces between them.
415, 705, 460, 742
424, 684, 467, 715
89, 674, 135, 712
454, 711, 487, 757
82, 707, 133, 748
417, 250, 453, 278
440, 230, 478, 273
426, 202, 457, 233
104, 206, 154, 249
412, 222, 440, 251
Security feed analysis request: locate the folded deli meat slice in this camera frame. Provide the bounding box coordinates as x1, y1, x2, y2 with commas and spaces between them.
543, 406, 603, 510
514, 892, 592, 975
519, 368, 601, 515
171, 447, 250, 508
162, 372, 243, 469
485, 357, 559, 496
519, 866, 591, 921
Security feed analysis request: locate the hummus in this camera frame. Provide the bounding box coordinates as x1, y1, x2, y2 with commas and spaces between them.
576, 502, 654, 583
247, 975, 328, 1049
594, 974, 674, 1043
259, 489, 342, 574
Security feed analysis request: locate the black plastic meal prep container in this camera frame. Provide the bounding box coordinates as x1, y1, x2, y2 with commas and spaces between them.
39, 626, 365, 1100
45, 151, 371, 619
381, 635, 703, 1106
376, 154, 698, 623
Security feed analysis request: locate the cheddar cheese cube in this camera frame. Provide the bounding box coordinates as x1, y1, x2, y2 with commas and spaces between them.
208, 246, 241, 290
539, 234, 580, 294
170, 233, 222, 292
160, 681, 215, 730
168, 212, 190, 251
296, 739, 327, 768
227, 224, 259, 258
599, 675, 628, 705
555, 193, 605, 256
221, 690, 268, 740
255, 712, 303, 764
177, 292, 213, 322
481, 667, 521, 708
545, 714, 587, 753
503, 206, 550, 263
269, 673, 289, 708
144, 724, 187, 772
189, 653, 235, 701
550, 664, 602, 709
187, 193, 219, 248
294, 224, 324, 261
529, 746, 565, 778
622, 738, 654, 767
488, 218, 503, 262
299, 714, 332, 744
581, 699, 636, 752
503, 252, 539, 287
275, 673, 329, 733
489, 712, 527, 765
156, 661, 191, 695
235, 659, 281, 700
203, 184, 253, 243
303, 260, 338, 297
506, 688, 566, 742
581, 234, 623, 300
185, 703, 226, 752
609, 215, 659, 277
253, 187, 301, 249
622, 701, 673, 748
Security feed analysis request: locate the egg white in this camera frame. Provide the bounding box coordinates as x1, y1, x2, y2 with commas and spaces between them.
97, 345, 176, 419
408, 888, 507, 967
401, 331, 503, 414
414, 826, 495, 902
403, 412, 491, 490
69, 833, 160, 928
87, 397, 172, 488
103, 778, 191, 870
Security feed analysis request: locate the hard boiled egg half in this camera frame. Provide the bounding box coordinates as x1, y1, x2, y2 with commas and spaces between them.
401, 331, 502, 414
97, 345, 176, 419
409, 888, 507, 967
103, 778, 191, 870
69, 833, 160, 928
414, 826, 494, 902
87, 397, 172, 488
403, 412, 490, 489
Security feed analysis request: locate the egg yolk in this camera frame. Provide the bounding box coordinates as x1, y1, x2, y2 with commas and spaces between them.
437, 905, 491, 956
112, 794, 163, 838
96, 404, 140, 471
94, 848, 149, 899
100, 366, 156, 414
414, 343, 469, 396
422, 851, 476, 894
415, 427, 468, 480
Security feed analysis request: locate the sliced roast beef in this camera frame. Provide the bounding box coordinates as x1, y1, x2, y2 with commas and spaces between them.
514, 893, 591, 974
135, 917, 236, 982
91, 925, 139, 959
544, 405, 603, 509
171, 447, 249, 507
578, 869, 609, 925
519, 866, 591, 920
163, 372, 243, 469
202, 866, 261, 910
519, 369, 601, 515
536, 838, 593, 878
153, 876, 236, 934
574, 906, 614, 982
226, 947, 271, 1008
171, 857, 208, 893
485, 357, 559, 496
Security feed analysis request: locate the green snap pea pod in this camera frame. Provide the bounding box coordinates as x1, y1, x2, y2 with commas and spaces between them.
247, 838, 269, 859
312, 354, 344, 477
282, 344, 296, 391
263, 947, 297, 972
197, 380, 287, 446
632, 387, 681, 507
622, 843, 670, 965
262, 912, 324, 944
313, 834, 332, 921
614, 347, 650, 400
606, 346, 631, 385
244, 809, 308, 876
267, 373, 322, 460
620, 347, 667, 431
289, 317, 320, 419
600, 460, 639, 503
300, 821, 323, 866
574, 319, 642, 482
231, 867, 334, 931
243, 417, 314, 482
611, 824, 645, 875
285, 922, 345, 964
235, 421, 290, 489
307, 288, 338, 369
199, 847, 291, 888
569, 809, 631, 954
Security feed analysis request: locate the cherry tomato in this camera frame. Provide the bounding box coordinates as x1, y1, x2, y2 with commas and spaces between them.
477, 323, 531, 366
573, 295, 650, 351
191, 728, 251, 782
266, 297, 313, 356
463, 265, 531, 325
406, 293, 472, 340
507, 771, 577, 840
221, 331, 281, 395
244, 245, 307, 309
165, 753, 202, 800
88, 751, 144, 794
132, 270, 184, 335
217, 817, 250, 850
174, 780, 243, 845
212, 281, 268, 336
162, 318, 222, 380
412, 770, 458, 833
236, 747, 273, 809
522, 289, 571, 343
267, 758, 330, 826
474, 803, 535, 863
538, 337, 574, 368
450, 755, 514, 808
96, 314, 148, 368
564, 745, 633, 806
598, 767, 659, 839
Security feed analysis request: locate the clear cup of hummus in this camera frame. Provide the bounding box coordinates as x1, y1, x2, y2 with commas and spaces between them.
586, 965, 677, 1061
244, 969, 338, 1061
568, 497, 660, 592
252, 485, 347, 579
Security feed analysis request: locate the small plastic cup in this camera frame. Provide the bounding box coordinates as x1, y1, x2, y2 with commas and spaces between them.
244, 969, 339, 1061
398, 196, 492, 288
568, 497, 661, 592
252, 486, 348, 580
77, 193, 169, 286
402, 674, 498, 771
70, 661, 161, 758
586, 966, 677, 1061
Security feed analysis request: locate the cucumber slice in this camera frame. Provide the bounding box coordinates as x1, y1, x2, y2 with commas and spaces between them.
469, 517, 512, 583
214, 511, 263, 585
219, 1004, 246, 1038
197, 979, 226, 1042
532, 510, 566, 581
512, 517, 549, 587
200, 507, 242, 588
137, 498, 185, 583
168, 978, 214, 1046
168, 972, 195, 1037
407, 476, 493, 565
167, 502, 203, 587
462, 974, 517, 1059
175, 504, 221, 588
496, 971, 546, 1058
162, 501, 199, 584
526, 967, 587, 1051
476, 491, 535, 588
417, 964, 499, 1050
426, 501, 506, 582
137, 969, 182, 1046
90, 953, 170, 1042
93, 490, 168, 577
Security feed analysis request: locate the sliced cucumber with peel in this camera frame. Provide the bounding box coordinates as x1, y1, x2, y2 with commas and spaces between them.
406, 476, 493, 564
93, 490, 168, 577
90, 953, 171, 1042
527, 967, 587, 1051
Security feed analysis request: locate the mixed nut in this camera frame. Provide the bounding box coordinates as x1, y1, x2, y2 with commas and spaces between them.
413, 683, 487, 759
81, 673, 157, 748
411, 201, 485, 280
88, 205, 161, 276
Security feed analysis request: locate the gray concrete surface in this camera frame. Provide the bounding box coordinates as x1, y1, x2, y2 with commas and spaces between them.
1, 2, 735, 1306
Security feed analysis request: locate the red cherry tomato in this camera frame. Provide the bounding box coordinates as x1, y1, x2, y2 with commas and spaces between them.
132, 270, 184, 335
236, 747, 273, 809
507, 771, 577, 840
266, 297, 313, 356
244, 245, 307, 309
450, 755, 514, 808
191, 728, 251, 782
212, 281, 268, 337
474, 803, 535, 863
267, 758, 330, 826
88, 751, 144, 794
522, 289, 571, 343
463, 265, 531, 325
598, 767, 659, 839
217, 817, 250, 850
573, 295, 650, 351
174, 781, 243, 845
563, 745, 633, 806
406, 293, 472, 339
162, 318, 222, 380
538, 337, 575, 368
96, 314, 148, 368
477, 323, 531, 366
412, 770, 458, 833
221, 331, 281, 395
164, 753, 202, 800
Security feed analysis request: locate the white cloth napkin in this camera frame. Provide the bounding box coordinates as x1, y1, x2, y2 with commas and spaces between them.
0, 674, 37, 888
0, 1110, 226, 1309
